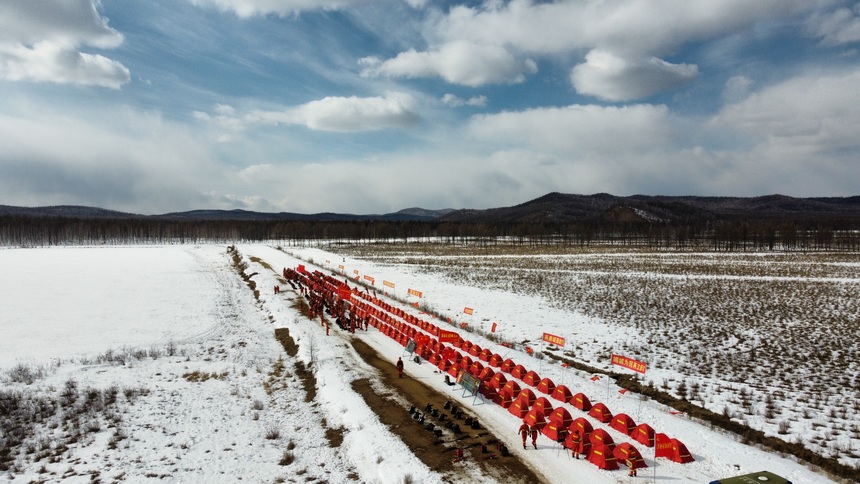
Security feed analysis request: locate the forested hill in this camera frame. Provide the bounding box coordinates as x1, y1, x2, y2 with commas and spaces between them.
437, 193, 860, 224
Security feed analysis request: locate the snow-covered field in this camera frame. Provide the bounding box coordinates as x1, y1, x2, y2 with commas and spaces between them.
1, 244, 854, 483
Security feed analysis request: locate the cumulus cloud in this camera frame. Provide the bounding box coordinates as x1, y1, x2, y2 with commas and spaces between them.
805, 5, 860, 46
360, 41, 535, 87
247, 92, 419, 132
570, 50, 698, 102
0, 0, 129, 88
441, 93, 487, 107
187, 0, 369, 17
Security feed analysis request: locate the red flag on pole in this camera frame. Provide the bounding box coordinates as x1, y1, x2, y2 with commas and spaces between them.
619, 389, 628, 394
491, 322, 497, 333
590, 375, 600, 381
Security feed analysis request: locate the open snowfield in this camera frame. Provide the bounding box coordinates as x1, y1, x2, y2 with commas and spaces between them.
1, 244, 855, 483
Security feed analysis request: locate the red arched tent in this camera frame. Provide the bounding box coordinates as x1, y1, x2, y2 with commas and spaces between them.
610, 413, 637, 436
427, 352, 442, 365
523, 407, 548, 430
497, 389, 515, 408
541, 417, 569, 442
522, 370, 541, 387
459, 356, 473, 371
478, 348, 493, 362
547, 407, 573, 428
536, 377, 556, 395
460, 340, 472, 352
588, 402, 613, 423
480, 384, 498, 401
500, 358, 516, 373
589, 428, 615, 451
569, 417, 593, 438
489, 372, 508, 390
488, 353, 503, 367
587, 443, 619, 470
508, 396, 530, 418
633, 423, 655, 447
447, 365, 461, 378
572, 392, 592, 411
468, 361, 484, 377
613, 442, 648, 469
551, 384, 573, 403
501, 380, 522, 397
516, 388, 537, 407
533, 397, 554, 417
478, 366, 495, 382
468, 344, 482, 357
437, 359, 452, 373
511, 364, 527, 379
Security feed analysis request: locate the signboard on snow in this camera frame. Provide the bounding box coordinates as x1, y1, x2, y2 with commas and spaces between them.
611, 353, 647, 374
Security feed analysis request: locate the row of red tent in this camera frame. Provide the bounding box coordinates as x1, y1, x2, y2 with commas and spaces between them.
287, 266, 694, 469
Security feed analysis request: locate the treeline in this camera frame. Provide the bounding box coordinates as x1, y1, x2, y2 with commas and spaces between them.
1, 215, 858, 251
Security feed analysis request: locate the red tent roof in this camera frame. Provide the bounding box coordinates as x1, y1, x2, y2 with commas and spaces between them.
541, 417, 569, 442
587, 443, 619, 470
508, 396, 530, 418
569, 417, 593, 437
522, 370, 541, 387
501, 380, 521, 397
589, 428, 615, 451
547, 407, 573, 428
523, 407, 548, 430
488, 353, 503, 367
533, 397, 554, 417
572, 392, 592, 411
489, 372, 508, 389
610, 413, 637, 435
588, 402, 613, 423
550, 384, 573, 403
536, 377, 556, 395
500, 358, 516, 373
633, 423, 655, 447
516, 388, 537, 406
511, 364, 527, 379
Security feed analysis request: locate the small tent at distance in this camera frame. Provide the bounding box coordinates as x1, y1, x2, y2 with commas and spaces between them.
708, 471, 793, 484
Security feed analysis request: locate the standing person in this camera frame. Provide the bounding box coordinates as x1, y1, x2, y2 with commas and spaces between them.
396, 357, 404, 378
570, 431, 582, 459
518, 422, 530, 449
530, 425, 539, 449
626, 457, 637, 477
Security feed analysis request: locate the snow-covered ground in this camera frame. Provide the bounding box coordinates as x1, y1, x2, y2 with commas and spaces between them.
0, 244, 849, 483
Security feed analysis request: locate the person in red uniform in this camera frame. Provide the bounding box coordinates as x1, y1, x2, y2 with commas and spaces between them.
518, 423, 530, 449
396, 357, 404, 378
530, 425, 539, 449
626, 457, 637, 477
570, 431, 582, 459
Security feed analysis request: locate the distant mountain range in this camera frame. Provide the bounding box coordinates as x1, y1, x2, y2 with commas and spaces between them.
3, 193, 860, 224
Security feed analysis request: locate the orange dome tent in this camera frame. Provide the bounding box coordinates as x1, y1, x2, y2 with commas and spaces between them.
588, 402, 613, 423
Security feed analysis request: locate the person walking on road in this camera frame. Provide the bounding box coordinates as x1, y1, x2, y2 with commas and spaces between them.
530, 425, 539, 449
518, 423, 530, 449
396, 357, 404, 378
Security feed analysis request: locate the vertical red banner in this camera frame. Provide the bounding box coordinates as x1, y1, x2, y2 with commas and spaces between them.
491, 322, 497, 333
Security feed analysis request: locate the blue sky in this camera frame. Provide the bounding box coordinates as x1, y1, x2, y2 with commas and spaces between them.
2, 0, 860, 215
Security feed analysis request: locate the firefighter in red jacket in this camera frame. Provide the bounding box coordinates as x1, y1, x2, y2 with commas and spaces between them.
518, 423, 530, 449
530, 425, 539, 449
396, 357, 404, 378
626, 456, 637, 477
570, 431, 582, 459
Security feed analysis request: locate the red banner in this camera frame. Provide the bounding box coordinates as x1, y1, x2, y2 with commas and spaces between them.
655, 433, 673, 458
463, 307, 474, 315
297, 264, 306, 274
337, 286, 352, 300
491, 322, 497, 333
383, 280, 395, 289
438, 330, 459, 344
407, 288, 422, 298
542, 332, 565, 347
611, 354, 647, 374
353, 269, 359, 275
363, 275, 375, 284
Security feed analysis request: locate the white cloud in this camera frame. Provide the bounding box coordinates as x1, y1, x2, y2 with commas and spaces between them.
441, 93, 487, 108
805, 5, 860, 46
187, 0, 368, 17
469, 103, 673, 154
0, 0, 128, 88
570, 50, 698, 102
711, 69, 860, 152
247, 92, 419, 132
722, 75, 753, 104
360, 41, 533, 87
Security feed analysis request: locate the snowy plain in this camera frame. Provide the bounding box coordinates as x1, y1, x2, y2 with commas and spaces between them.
0, 244, 848, 483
